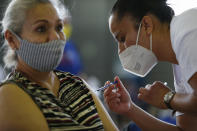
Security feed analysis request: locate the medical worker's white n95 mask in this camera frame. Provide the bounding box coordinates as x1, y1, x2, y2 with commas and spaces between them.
11, 31, 66, 72
119, 23, 158, 77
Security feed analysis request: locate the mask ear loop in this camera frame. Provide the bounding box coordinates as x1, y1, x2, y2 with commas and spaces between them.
150, 33, 153, 51
9, 30, 21, 41
8, 30, 22, 52
122, 22, 142, 50
135, 22, 142, 48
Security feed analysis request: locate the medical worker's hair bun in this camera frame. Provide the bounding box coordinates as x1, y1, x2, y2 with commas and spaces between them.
145, 0, 167, 5
112, 0, 174, 25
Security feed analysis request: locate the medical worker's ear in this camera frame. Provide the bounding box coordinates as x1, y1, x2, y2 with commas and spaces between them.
4, 30, 20, 50
141, 16, 153, 36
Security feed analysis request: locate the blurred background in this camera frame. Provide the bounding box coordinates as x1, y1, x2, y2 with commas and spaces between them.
0, 0, 196, 130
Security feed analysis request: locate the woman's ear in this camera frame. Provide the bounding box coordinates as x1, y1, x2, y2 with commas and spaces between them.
4, 30, 20, 50
141, 16, 153, 35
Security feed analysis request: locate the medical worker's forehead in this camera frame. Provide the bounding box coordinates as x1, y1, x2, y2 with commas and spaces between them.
109, 13, 137, 40
109, 14, 119, 34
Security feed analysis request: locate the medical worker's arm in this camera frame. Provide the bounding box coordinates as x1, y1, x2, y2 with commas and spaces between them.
104, 76, 183, 131
167, 73, 197, 115
83, 80, 119, 131
138, 30, 197, 115
131, 74, 197, 130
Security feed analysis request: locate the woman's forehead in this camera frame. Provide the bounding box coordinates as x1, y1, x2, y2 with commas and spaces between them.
25, 3, 62, 25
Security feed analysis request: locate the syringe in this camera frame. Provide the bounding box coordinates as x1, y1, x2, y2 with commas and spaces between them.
96, 81, 118, 92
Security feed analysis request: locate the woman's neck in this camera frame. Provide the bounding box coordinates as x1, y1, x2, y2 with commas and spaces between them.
16, 58, 54, 85
16, 60, 60, 97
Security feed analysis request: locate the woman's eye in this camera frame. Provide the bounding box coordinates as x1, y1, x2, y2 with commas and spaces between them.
56, 24, 63, 32
36, 26, 47, 33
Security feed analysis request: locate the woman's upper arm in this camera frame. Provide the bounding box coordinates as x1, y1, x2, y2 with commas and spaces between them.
0, 84, 49, 131
82, 80, 119, 131
91, 91, 119, 131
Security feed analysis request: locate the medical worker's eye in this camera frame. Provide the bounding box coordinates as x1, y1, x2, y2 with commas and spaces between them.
119, 36, 125, 43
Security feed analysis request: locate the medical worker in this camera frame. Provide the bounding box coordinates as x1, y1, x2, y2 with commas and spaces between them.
104, 0, 197, 130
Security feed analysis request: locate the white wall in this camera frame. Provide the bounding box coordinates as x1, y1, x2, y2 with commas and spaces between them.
168, 0, 197, 15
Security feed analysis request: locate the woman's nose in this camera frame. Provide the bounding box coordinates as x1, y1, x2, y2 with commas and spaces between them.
49, 31, 61, 41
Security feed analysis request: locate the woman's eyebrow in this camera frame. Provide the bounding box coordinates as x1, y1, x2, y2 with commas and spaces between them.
32, 18, 63, 26
32, 19, 49, 25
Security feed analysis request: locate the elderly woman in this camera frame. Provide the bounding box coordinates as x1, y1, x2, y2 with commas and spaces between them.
0, 0, 118, 130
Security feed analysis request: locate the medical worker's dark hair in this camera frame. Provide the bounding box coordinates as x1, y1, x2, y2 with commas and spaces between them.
111, 0, 175, 29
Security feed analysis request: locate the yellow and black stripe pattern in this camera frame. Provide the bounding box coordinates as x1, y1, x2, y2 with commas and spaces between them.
5, 70, 104, 131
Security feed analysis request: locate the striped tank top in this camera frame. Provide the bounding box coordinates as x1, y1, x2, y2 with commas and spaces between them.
3, 70, 104, 131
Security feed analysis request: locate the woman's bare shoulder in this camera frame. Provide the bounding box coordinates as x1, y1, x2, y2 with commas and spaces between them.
0, 83, 49, 131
